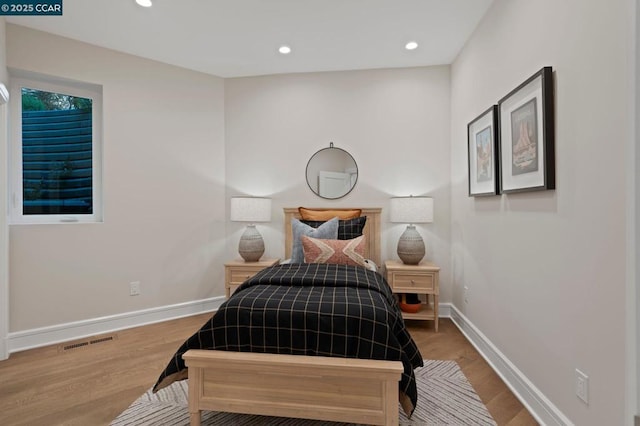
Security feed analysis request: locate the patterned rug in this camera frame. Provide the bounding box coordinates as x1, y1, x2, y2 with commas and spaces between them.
112, 360, 496, 425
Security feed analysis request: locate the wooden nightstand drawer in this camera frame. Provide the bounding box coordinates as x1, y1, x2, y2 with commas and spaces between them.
390, 272, 435, 292
224, 258, 280, 299
229, 268, 260, 284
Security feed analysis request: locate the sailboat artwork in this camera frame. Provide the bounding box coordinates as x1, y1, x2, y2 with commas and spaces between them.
510, 98, 538, 175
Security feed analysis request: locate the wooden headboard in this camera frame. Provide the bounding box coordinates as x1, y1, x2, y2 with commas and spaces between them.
284, 207, 382, 266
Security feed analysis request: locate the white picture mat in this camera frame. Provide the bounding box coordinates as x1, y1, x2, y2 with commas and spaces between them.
500, 75, 545, 191
468, 110, 496, 195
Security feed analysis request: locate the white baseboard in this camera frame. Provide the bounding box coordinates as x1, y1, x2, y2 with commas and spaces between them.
447, 304, 573, 426
437, 302, 451, 318
8, 296, 225, 353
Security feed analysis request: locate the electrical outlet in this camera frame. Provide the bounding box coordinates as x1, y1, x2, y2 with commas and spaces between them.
129, 281, 141, 296
463, 286, 469, 304
575, 369, 589, 405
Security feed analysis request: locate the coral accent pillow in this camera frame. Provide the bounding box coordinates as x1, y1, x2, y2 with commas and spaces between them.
298, 207, 362, 221
301, 235, 366, 267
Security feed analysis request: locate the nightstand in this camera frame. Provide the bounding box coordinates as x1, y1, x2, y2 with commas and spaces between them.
224, 258, 279, 298
385, 260, 440, 331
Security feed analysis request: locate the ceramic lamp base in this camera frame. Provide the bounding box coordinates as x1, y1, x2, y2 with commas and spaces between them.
397, 225, 425, 265
238, 225, 265, 262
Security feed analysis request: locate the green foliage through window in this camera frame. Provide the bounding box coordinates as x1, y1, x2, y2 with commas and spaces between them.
21, 87, 93, 215
21, 88, 92, 111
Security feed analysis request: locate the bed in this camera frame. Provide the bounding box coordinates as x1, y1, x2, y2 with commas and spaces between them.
153, 207, 423, 425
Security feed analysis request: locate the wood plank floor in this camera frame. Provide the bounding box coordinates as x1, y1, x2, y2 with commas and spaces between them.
0, 315, 538, 425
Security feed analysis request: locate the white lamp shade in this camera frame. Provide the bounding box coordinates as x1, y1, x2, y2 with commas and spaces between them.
230, 197, 272, 223
390, 196, 434, 224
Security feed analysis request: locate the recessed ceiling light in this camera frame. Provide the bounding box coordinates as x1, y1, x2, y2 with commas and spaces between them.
136, 0, 152, 7
278, 45, 292, 55
405, 41, 419, 51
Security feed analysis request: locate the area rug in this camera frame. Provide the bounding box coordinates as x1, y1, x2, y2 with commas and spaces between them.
112, 360, 496, 425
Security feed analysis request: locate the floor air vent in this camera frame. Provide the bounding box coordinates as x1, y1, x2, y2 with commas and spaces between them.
63, 341, 89, 351
89, 336, 114, 345
58, 333, 117, 352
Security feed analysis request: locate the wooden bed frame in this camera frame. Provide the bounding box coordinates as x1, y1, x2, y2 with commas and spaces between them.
183, 207, 404, 425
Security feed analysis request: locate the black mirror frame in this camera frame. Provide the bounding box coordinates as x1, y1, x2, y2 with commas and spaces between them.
305, 143, 358, 200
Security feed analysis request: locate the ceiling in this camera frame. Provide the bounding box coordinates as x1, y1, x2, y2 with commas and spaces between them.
7, 0, 494, 78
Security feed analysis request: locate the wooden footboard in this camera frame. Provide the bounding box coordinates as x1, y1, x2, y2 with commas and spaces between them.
182, 350, 403, 426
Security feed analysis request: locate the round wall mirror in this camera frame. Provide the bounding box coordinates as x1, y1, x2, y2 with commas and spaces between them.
306, 143, 358, 199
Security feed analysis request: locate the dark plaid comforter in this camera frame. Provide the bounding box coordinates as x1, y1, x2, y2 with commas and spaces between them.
153, 263, 423, 414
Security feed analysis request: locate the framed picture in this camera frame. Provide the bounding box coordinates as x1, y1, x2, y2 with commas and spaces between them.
498, 66, 555, 193
467, 105, 499, 196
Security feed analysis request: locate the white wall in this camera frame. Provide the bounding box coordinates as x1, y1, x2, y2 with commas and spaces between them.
6, 25, 227, 332
635, 0, 640, 418
0, 17, 9, 358
224, 67, 453, 300
451, 0, 633, 424
0, 18, 6, 83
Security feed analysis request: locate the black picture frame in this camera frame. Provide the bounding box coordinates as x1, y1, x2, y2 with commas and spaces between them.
467, 105, 500, 196
498, 66, 555, 193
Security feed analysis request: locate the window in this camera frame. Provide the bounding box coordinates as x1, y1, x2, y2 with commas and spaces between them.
10, 74, 102, 223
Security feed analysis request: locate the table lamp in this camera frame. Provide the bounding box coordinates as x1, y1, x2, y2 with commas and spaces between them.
230, 197, 272, 262
390, 196, 434, 264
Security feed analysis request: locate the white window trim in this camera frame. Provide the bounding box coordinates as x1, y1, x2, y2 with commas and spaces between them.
9, 74, 103, 224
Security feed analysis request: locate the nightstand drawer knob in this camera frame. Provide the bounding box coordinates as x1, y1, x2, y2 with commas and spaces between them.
411, 280, 415, 285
